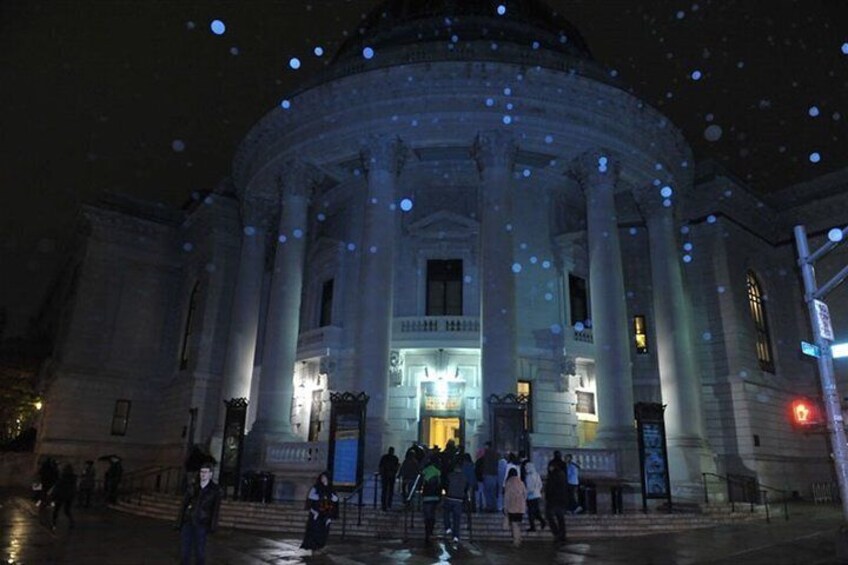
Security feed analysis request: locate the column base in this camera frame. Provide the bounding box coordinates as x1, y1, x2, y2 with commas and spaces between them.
667, 434, 716, 500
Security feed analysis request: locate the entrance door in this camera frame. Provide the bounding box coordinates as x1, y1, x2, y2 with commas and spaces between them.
424, 416, 461, 450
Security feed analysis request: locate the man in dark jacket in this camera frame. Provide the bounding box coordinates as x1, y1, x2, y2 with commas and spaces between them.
177, 462, 222, 565
378, 446, 400, 511
481, 442, 499, 512
545, 462, 568, 542
442, 464, 468, 543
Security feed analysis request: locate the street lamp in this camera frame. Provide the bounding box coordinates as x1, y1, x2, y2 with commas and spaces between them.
794, 224, 848, 524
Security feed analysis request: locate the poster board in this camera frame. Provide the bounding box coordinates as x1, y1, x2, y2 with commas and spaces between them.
327, 392, 368, 492
634, 402, 672, 512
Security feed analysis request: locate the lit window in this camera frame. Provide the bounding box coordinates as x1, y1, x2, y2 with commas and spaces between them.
179, 282, 200, 370
633, 315, 648, 354
111, 400, 131, 436
517, 380, 533, 432
746, 271, 774, 373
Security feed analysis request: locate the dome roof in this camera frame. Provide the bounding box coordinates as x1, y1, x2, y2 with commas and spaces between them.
334, 0, 593, 64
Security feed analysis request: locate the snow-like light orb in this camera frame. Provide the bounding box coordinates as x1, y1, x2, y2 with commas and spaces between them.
363, 46, 375, 59
531, 41, 540, 50
369, 245, 378, 254
229, 47, 239, 55
828, 228, 844, 242
680, 226, 690, 234
542, 260, 551, 269
278, 235, 287, 244
691, 70, 702, 80
511, 262, 522, 273
292, 228, 303, 239
529, 256, 538, 264
573, 322, 585, 332
346, 242, 356, 251
707, 214, 717, 224
485, 97, 495, 107
808, 105, 820, 117
464, 275, 472, 284
399, 198, 414, 212
704, 124, 723, 141
717, 285, 726, 294
314, 46, 324, 57
629, 227, 638, 235
544, 134, 554, 144
497, 4, 506, 15
683, 242, 693, 251
676, 10, 685, 19
280, 99, 291, 110
544, 292, 553, 301
210, 19, 226, 35
243, 226, 256, 236
317, 213, 326, 222
702, 332, 712, 341
682, 254, 692, 263
504, 87, 512, 96
171, 139, 186, 152
550, 323, 563, 335
810, 152, 822, 163
663, 199, 672, 208
182, 242, 194, 252
503, 115, 512, 125
842, 42, 848, 55
522, 169, 531, 178
289, 57, 301, 70
660, 185, 673, 198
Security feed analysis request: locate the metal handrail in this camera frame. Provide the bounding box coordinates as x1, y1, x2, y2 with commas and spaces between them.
701, 472, 789, 522
340, 479, 367, 539
124, 465, 183, 504
758, 482, 790, 523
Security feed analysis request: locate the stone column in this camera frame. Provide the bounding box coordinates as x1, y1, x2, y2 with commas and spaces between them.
634, 184, 714, 492
570, 151, 637, 456
473, 130, 518, 451
253, 160, 322, 442
355, 135, 405, 466
216, 195, 272, 433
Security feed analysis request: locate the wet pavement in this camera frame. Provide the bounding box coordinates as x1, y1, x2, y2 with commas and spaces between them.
1, 491, 846, 564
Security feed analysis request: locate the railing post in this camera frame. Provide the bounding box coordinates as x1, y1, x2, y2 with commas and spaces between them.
373, 472, 378, 509
783, 495, 789, 521
342, 499, 348, 539
763, 490, 770, 523
702, 473, 709, 504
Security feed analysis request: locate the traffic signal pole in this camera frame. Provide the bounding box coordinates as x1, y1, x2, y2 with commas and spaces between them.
795, 224, 848, 523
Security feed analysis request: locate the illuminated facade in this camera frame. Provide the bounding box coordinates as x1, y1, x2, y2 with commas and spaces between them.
35, 0, 847, 503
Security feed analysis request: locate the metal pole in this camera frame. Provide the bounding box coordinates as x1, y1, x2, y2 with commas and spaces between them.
795, 225, 848, 523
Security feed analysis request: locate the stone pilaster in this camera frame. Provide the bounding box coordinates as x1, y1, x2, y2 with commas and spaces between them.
355, 134, 406, 467
569, 150, 637, 462
634, 183, 715, 495
472, 130, 518, 453
253, 159, 323, 443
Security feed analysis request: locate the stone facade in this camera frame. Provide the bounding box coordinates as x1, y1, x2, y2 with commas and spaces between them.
33, 2, 848, 503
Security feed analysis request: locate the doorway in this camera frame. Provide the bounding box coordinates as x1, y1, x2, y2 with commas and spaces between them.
424, 416, 461, 450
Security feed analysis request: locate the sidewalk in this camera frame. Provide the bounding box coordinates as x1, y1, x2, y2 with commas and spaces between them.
1, 492, 845, 564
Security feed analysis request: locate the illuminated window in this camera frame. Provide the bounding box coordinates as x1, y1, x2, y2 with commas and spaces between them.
319, 279, 334, 327
517, 380, 533, 432
569, 274, 589, 326
427, 260, 463, 316
633, 315, 648, 354
111, 400, 131, 436
746, 271, 774, 373
179, 281, 200, 370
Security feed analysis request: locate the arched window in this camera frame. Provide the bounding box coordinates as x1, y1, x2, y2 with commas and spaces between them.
746, 271, 774, 373
180, 281, 200, 370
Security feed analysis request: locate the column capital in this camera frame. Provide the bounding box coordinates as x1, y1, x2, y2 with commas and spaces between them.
567, 149, 621, 190
472, 130, 516, 175
360, 134, 407, 176
274, 159, 324, 199
240, 195, 276, 231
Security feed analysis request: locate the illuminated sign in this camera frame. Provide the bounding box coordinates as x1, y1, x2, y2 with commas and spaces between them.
421, 381, 464, 413
791, 398, 823, 428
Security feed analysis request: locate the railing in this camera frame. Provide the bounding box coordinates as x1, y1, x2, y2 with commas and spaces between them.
701, 472, 789, 523
395, 316, 480, 334
812, 481, 840, 504
573, 328, 594, 343
340, 480, 366, 540
531, 447, 618, 480
265, 441, 327, 466
123, 465, 183, 504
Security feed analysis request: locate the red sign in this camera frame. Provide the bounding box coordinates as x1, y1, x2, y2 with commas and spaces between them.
791, 398, 822, 428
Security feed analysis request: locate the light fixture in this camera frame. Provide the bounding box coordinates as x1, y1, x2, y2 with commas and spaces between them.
833, 342, 848, 359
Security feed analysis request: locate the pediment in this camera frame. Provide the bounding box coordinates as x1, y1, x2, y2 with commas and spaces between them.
407, 210, 479, 240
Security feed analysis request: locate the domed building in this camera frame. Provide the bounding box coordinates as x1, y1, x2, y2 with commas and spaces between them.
34, 0, 845, 506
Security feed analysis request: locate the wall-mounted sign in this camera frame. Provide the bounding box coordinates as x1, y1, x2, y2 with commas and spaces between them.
814, 299, 834, 341
634, 402, 672, 512
421, 381, 465, 413
219, 398, 247, 499
327, 392, 368, 491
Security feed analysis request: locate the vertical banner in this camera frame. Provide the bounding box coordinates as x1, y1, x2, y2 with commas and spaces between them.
220, 398, 248, 499
327, 392, 368, 492
634, 402, 672, 512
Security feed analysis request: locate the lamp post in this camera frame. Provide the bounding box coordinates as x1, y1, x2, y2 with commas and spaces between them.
794, 224, 848, 522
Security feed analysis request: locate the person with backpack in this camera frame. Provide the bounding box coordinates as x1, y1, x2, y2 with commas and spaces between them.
442, 464, 468, 543
420, 456, 442, 543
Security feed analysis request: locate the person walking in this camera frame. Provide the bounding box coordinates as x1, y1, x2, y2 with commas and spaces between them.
481, 442, 499, 512
177, 461, 222, 565
545, 462, 568, 543
38, 457, 59, 507
460, 452, 477, 513
420, 457, 442, 543
399, 448, 420, 505
50, 463, 77, 531
503, 468, 526, 547
379, 446, 400, 511
442, 464, 468, 543
523, 462, 546, 531
300, 471, 339, 554
78, 461, 96, 508
104, 458, 123, 504
565, 454, 582, 513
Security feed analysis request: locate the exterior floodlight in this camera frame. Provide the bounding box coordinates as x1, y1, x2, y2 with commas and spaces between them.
833, 342, 848, 359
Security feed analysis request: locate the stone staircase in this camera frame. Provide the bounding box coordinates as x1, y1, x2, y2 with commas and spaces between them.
113, 492, 772, 541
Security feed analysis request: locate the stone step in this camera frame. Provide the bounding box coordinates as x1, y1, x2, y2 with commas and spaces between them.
112, 492, 767, 540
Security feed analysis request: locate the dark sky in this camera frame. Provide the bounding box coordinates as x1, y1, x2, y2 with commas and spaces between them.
2, 0, 846, 338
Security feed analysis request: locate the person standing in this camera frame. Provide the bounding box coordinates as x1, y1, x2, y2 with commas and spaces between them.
399, 448, 420, 505
177, 462, 222, 565
565, 454, 582, 513
38, 457, 59, 507
503, 468, 526, 547
50, 463, 77, 531
104, 459, 123, 504
460, 452, 477, 513
442, 464, 468, 543
378, 446, 400, 511
301, 472, 339, 554
545, 462, 568, 543
420, 457, 442, 543
481, 442, 499, 512
523, 462, 546, 531
78, 461, 96, 508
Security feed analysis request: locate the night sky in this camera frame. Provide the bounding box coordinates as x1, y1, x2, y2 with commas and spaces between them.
2, 0, 846, 338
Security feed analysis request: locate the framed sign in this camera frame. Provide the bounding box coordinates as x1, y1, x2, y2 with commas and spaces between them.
634, 402, 672, 512
219, 398, 248, 499
488, 394, 529, 456
327, 392, 368, 492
